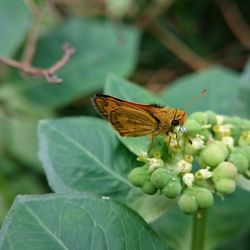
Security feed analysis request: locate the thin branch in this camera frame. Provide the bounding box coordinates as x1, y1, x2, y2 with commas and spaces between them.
135, 0, 174, 28
149, 21, 210, 70
0, 43, 75, 84
22, 0, 42, 65
214, 0, 250, 50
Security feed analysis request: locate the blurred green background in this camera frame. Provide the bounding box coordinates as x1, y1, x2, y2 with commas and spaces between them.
0, 0, 250, 226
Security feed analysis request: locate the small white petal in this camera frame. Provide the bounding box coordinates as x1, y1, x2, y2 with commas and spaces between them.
183, 173, 194, 187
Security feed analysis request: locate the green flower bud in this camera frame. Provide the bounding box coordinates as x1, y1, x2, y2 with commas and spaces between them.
190, 112, 208, 125
232, 146, 250, 164
195, 188, 214, 209
228, 153, 248, 174
142, 181, 157, 195
200, 141, 228, 168
198, 157, 207, 168
185, 119, 202, 136
213, 162, 238, 180
185, 154, 194, 163
162, 180, 182, 199
153, 151, 161, 159
128, 167, 149, 187
214, 179, 236, 194
148, 136, 169, 160
199, 129, 212, 142
206, 111, 217, 125
238, 131, 250, 146
178, 192, 198, 214
150, 168, 171, 189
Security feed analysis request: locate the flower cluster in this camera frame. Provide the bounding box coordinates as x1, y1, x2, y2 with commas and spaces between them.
128, 111, 250, 214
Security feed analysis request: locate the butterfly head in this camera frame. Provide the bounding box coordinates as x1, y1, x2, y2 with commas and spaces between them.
171, 110, 187, 127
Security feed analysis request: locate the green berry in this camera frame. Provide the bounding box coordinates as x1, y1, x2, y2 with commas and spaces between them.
213, 162, 238, 180
142, 181, 157, 195
233, 146, 250, 164
185, 119, 202, 136
162, 180, 182, 199
198, 157, 207, 168
150, 168, 171, 189
199, 130, 212, 142
128, 167, 149, 187
206, 111, 217, 125
214, 179, 236, 194
190, 112, 208, 125
228, 153, 248, 174
178, 192, 198, 214
195, 188, 214, 209
200, 141, 228, 168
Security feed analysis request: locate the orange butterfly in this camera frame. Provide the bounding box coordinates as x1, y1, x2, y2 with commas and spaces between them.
91, 94, 187, 143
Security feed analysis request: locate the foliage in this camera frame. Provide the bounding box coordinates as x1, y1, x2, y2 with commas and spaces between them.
1, 0, 250, 250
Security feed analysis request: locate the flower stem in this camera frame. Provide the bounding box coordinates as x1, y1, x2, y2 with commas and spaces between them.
191, 209, 207, 250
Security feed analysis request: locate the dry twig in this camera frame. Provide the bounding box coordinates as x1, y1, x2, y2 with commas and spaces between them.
150, 22, 210, 70
214, 0, 250, 50
22, 0, 42, 65
0, 43, 75, 84
135, 0, 174, 28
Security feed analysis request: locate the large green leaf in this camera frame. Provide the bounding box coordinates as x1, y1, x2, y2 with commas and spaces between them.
160, 66, 240, 116
10, 18, 140, 108
150, 188, 250, 250
38, 117, 139, 199
4, 119, 41, 170
0, 193, 168, 250
104, 74, 163, 155
0, 0, 31, 56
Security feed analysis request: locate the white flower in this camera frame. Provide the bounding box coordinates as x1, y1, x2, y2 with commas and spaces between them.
149, 158, 163, 167
182, 173, 194, 187
195, 168, 213, 179
148, 157, 164, 172
139, 150, 148, 158
192, 134, 205, 149
177, 159, 192, 173
213, 124, 232, 136
137, 150, 148, 162
216, 115, 225, 125
221, 136, 234, 148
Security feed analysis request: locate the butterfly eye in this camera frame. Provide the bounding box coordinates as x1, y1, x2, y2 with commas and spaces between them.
171, 119, 179, 126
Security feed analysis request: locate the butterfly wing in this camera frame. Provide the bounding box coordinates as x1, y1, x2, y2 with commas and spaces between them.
110, 107, 158, 136
92, 94, 122, 119
91, 94, 159, 137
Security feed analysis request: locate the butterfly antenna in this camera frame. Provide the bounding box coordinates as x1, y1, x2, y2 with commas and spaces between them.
180, 127, 192, 145
184, 88, 207, 110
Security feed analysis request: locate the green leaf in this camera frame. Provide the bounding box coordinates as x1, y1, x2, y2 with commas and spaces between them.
160, 66, 240, 115
150, 188, 250, 250
104, 74, 163, 155
105, 74, 160, 104
206, 189, 250, 250
38, 117, 139, 199
3, 119, 41, 170
0, 0, 31, 56
16, 18, 140, 108
0, 193, 168, 250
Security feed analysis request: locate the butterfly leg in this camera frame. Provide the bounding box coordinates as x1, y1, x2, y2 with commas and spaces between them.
147, 134, 156, 153
173, 131, 181, 148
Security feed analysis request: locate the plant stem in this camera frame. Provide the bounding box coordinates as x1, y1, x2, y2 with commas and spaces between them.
191, 209, 207, 250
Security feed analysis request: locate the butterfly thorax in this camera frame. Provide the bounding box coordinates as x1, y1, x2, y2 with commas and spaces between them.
150, 107, 187, 134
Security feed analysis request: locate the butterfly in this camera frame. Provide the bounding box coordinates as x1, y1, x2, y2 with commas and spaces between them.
91, 94, 187, 144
